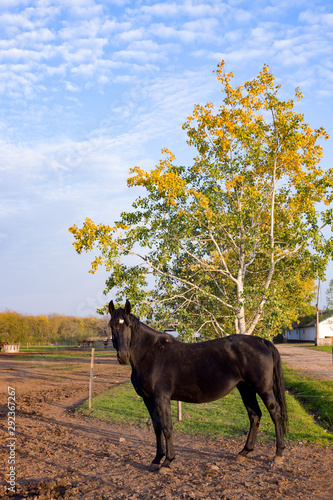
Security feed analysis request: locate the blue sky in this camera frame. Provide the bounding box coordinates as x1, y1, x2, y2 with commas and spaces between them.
1, 0, 332, 316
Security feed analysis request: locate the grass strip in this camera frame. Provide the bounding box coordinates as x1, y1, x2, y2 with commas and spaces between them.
28, 363, 83, 371
17, 351, 117, 360
77, 381, 333, 446
307, 345, 332, 354
283, 365, 333, 433
20, 345, 76, 351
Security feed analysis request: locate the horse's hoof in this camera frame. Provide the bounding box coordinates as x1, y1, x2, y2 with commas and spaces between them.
158, 466, 172, 475
236, 454, 247, 463
149, 463, 160, 472
273, 456, 284, 466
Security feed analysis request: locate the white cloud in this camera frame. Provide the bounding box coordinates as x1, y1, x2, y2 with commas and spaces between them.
224, 29, 244, 44
276, 49, 308, 67
98, 74, 109, 84
250, 26, 274, 45
299, 10, 333, 26
112, 38, 176, 64
16, 27, 55, 44
100, 19, 131, 34
65, 81, 80, 92
113, 49, 161, 63
183, 17, 219, 32
0, 1, 245, 100
127, 39, 160, 51
139, 1, 226, 19
140, 2, 181, 18
208, 48, 269, 64
149, 23, 196, 43
149, 23, 176, 39
0, 199, 32, 217
70, 63, 99, 76
117, 28, 145, 43
0, 0, 30, 8
183, 2, 223, 18
0, 11, 35, 30
323, 13, 333, 25
60, 46, 97, 64
59, 19, 102, 40
0, 3, 110, 98
0, 47, 44, 61
232, 7, 252, 23
59, 0, 103, 18
70, 58, 117, 77
0, 65, 42, 98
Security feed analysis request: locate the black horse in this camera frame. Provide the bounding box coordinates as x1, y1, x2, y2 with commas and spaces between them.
109, 300, 288, 473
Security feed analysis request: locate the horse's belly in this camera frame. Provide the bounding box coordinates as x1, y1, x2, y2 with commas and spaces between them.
171, 379, 237, 404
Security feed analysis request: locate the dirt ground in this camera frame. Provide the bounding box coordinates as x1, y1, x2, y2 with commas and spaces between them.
276, 344, 333, 380
0, 346, 332, 500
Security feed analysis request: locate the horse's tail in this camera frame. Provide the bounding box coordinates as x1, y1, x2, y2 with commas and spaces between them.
267, 341, 288, 434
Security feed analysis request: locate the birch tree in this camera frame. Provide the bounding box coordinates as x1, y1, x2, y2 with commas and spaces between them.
69, 62, 333, 338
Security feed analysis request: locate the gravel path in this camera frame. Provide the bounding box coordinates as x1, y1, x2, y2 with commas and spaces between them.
276, 344, 333, 380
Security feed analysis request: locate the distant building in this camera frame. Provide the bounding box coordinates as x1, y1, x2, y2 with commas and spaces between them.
164, 329, 179, 338
164, 319, 181, 339
3, 343, 20, 353
286, 311, 333, 345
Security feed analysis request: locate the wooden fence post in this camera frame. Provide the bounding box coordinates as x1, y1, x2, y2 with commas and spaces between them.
177, 401, 182, 421
89, 347, 95, 409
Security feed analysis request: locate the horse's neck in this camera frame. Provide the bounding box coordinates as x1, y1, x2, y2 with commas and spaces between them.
130, 321, 158, 364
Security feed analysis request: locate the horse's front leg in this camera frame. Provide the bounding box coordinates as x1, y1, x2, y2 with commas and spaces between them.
143, 396, 165, 471
154, 395, 175, 473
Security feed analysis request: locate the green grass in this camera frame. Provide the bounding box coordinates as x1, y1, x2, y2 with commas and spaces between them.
28, 363, 83, 371
20, 345, 76, 351
275, 343, 332, 354
307, 345, 332, 354
77, 381, 333, 446
17, 351, 117, 360
283, 365, 333, 433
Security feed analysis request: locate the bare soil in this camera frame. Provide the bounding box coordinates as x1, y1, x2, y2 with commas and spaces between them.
276, 344, 333, 380
1, 346, 332, 500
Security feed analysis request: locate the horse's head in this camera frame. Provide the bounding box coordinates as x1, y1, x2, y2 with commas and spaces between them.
108, 300, 132, 365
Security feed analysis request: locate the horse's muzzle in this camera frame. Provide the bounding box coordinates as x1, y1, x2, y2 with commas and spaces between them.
117, 351, 130, 365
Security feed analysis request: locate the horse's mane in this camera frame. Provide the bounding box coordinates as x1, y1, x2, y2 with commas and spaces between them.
130, 312, 168, 339
129, 312, 141, 333
110, 307, 169, 339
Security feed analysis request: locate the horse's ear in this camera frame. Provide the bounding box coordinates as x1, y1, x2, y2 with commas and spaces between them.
125, 300, 131, 315
108, 301, 115, 315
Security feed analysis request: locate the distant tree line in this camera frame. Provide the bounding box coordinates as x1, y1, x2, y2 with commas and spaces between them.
0, 311, 109, 345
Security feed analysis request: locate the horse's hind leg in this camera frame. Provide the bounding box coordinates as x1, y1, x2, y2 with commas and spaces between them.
259, 390, 285, 464
236, 382, 262, 462
143, 396, 165, 471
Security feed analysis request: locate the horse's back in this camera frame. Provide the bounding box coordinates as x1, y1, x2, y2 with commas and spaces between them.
176, 334, 274, 365
204, 334, 276, 380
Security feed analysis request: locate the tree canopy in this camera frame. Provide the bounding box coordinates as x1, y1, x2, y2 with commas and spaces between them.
69, 62, 333, 339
